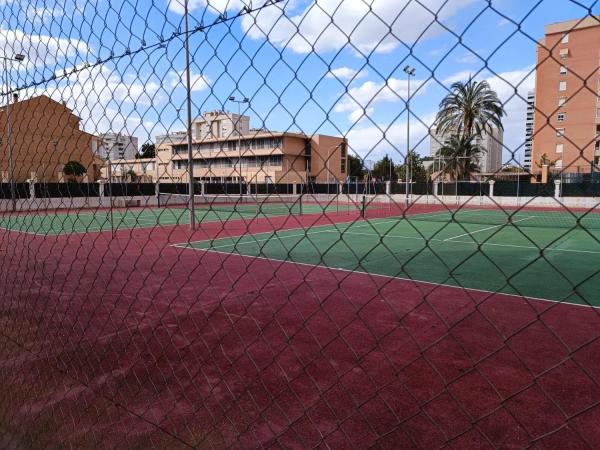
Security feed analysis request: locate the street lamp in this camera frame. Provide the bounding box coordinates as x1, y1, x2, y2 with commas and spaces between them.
227, 96, 249, 197
183, 0, 196, 230
403, 65, 416, 207
2, 53, 26, 212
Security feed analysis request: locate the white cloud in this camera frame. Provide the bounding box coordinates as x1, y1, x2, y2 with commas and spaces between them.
335, 77, 429, 121
11, 65, 163, 140
168, 0, 250, 15
169, 70, 211, 92
498, 18, 510, 27
326, 67, 368, 80
346, 112, 437, 161
442, 70, 477, 85
24, 5, 64, 24
0, 29, 89, 69
239, 0, 477, 54
457, 52, 479, 64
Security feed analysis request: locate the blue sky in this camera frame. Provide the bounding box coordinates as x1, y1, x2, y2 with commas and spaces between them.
1, 0, 598, 166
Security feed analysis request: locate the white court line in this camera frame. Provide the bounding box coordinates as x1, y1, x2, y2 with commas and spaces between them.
443, 216, 535, 241
176, 245, 599, 310
178, 219, 600, 257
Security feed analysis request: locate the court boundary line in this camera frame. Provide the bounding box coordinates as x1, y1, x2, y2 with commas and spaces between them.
178, 219, 600, 256
173, 244, 599, 310
443, 216, 536, 241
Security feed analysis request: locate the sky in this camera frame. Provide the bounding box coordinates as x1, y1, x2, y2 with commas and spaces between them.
1, 0, 598, 166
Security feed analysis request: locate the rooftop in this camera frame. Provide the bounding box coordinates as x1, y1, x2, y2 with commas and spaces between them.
545, 15, 600, 35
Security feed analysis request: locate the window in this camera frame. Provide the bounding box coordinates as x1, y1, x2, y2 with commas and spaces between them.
555, 159, 563, 168
561, 33, 569, 44
556, 143, 563, 154
557, 112, 566, 122
558, 96, 567, 107
559, 81, 567, 91
597, 108, 600, 118
556, 128, 565, 137
559, 66, 567, 75
559, 48, 569, 59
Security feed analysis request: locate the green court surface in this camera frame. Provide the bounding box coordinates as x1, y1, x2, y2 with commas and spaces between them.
179, 209, 600, 305
0, 201, 358, 236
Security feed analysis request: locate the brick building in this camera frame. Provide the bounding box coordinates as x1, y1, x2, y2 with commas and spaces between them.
531, 16, 600, 176
0, 95, 102, 182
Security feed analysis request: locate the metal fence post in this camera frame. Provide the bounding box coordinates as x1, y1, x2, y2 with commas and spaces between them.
98, 179, 106, 207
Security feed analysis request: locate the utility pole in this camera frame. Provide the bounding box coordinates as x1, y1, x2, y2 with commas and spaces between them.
184, 0, 195, 230
403, 65, 416, 207
228, 96, 249, 198
2, 53, 25, 212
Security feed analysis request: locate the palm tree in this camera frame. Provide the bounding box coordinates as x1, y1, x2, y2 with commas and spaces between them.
435, 79, 505, 139
436, 135, 483, 181
535, 153, 557, 169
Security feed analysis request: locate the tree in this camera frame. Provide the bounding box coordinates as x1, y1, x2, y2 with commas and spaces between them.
436, 135, 483, 181
434, 79, 505, 140
535, 153, 557, 169
125, 169, 138, 182
372, 154, 396, 181
63, 161, 87, 180
347, 154, 366, 179
136, 143, 156, 159
396, 150, 428, 182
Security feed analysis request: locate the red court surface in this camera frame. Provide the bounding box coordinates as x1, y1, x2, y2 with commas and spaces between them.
1, 205, 599, 448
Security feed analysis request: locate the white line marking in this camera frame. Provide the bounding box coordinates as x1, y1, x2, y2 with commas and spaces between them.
443, 216, 535, 241
175, 246, 599, 310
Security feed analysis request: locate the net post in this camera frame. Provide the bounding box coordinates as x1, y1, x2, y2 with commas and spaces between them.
361, 195, 366, 218
155, 180, 160, 207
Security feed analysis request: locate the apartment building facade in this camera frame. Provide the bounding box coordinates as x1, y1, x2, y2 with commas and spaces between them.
0, 95, 102, 182
98, 132, 138, 160
524, 90, 535, 169
532, 16, 600, 175
147, 112, 348, 184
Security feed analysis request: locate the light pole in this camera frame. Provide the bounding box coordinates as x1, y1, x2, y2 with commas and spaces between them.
183, 0, 196, 230
228, 96, 249, 197
403, 65, 416, 207
2, 53, 25, 212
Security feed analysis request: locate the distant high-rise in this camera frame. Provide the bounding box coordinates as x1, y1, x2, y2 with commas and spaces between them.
524, 90, 535, 169
99, 133, 138, 160
430, 127, 504, 174
532, 16, 600, 174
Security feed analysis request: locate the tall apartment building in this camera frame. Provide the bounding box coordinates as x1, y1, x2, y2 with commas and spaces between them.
146, 112, 348, 184
429, 126, 504, 174
193, 111, 250, 140
532, 16, 600, 175
524, 90, 535, 169
99, 133, 138, 160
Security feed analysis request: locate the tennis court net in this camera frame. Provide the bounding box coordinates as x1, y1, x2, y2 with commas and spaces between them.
362, 197, 600, 230
158, 193, 303, 216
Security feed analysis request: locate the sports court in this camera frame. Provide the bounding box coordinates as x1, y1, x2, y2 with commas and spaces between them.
178, 206, 600, 305
0, 194, 358, 235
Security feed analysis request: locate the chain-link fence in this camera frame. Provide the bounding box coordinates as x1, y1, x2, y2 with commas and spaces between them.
1, 0, 599, 448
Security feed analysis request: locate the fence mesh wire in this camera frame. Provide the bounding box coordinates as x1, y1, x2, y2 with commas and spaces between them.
1, 0, 600, 448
